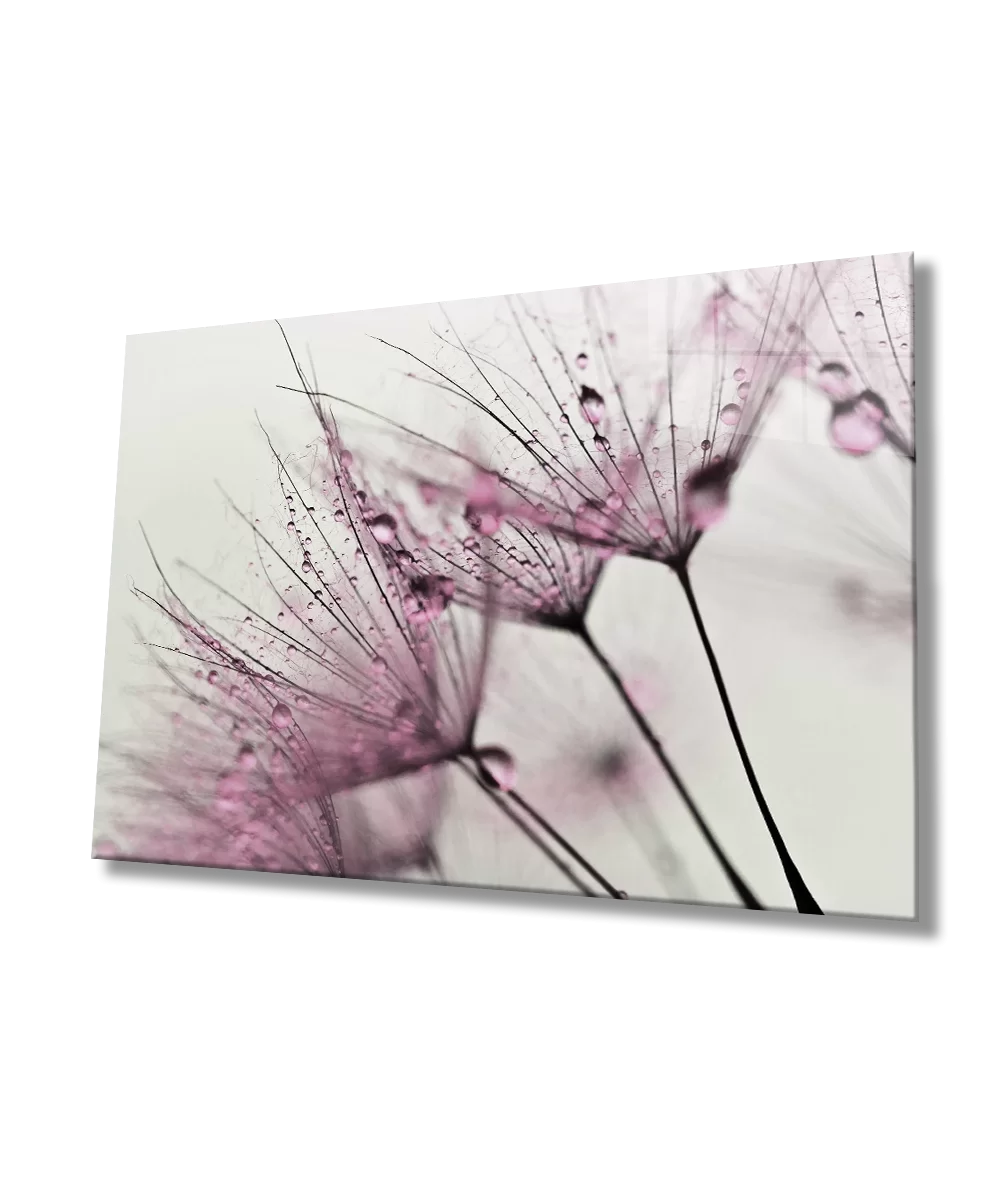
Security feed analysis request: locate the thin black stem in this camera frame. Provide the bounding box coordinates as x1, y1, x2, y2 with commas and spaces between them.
459, 762, 601, 898
675, 566, 823, 915
501, 780, 625, 900
576, 622, 763, 910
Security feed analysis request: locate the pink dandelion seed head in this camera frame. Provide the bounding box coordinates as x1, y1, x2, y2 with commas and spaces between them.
801, 254, 914, 460
361, 265, 830, 575
343, 444, 608, 630
100, 398, 497, 880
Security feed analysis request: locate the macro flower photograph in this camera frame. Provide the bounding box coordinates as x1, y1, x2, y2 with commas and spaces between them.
94, 253, 915, 918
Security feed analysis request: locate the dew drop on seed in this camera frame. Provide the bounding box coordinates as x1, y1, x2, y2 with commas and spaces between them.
207, 670, 219, 685
476, 746, 517, 792
576, 352, 589, 369
720, 403, 742, 426
736, 382, 750, 401
371, 655, 387, 675
369, 513, 397, 544
829, 405, 885, 456
733, 367, 747, 382
579, 385, 605, 425
271, 702, 293, 729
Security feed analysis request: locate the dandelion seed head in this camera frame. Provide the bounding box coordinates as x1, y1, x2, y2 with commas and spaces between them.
103, 393, 496, 880
366, 266, 826, 572
805, 256, 914, 460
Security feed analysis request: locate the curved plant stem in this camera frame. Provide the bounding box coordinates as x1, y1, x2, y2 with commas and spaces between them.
675, 566, 823, 916
460, 761, 618, 898
576, 623, 762, 910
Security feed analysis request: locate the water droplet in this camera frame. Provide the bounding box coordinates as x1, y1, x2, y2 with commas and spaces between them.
341, 450, 354, 468
720, 403, 742, 426
476, 746, 517, 792
736, 382, 750, 401
271, 702, 293, 729
733, 367, 747, 382
369, 513, 398, 544
371, 655, 387, 674
700, 439, 712, 452
829, 400, 885, 456
237, 744, 256, 771
685, 461, 735, 531
579, 385, 605, 425
207, 670, 219, 685
575, 352, 589, 369
403, 574, 455, 624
